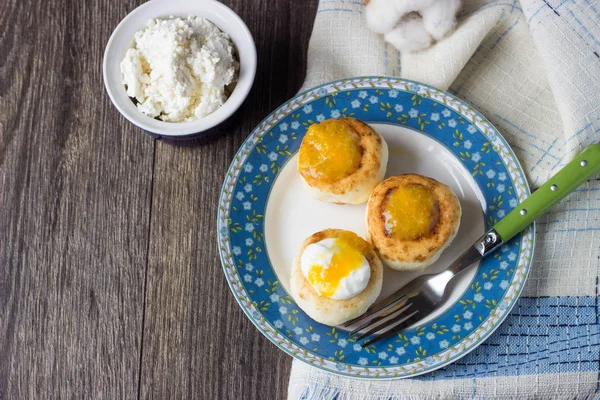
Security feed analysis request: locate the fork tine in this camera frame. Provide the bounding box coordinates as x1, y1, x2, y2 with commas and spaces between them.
342, 275, 427, 328
361, 311, 423, 347
341, 294, 408, 328
353, 304, 417, 342
349, 298, 410, 335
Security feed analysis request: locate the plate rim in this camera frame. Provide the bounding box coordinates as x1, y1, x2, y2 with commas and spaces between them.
217, 76, 535, 379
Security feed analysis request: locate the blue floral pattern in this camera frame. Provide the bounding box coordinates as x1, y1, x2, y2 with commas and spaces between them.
218, 77, 534, 378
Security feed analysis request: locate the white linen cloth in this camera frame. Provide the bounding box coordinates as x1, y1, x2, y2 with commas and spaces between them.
289, 0, 600, 398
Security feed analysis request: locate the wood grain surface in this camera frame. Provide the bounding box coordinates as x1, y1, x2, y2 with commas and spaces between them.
0, 0, 317, 399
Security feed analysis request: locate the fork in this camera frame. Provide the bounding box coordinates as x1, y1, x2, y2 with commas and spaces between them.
344, 143, 600, 347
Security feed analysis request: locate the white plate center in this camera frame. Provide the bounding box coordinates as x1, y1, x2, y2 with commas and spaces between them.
264, 123, 486, 327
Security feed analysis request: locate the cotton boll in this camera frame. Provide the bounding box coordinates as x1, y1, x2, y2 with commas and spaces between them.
384, 15, 433, 52
421, 0, 461, 40
364, 0, 461, 52
365, 0, 403, 34
391, 0, 437, 15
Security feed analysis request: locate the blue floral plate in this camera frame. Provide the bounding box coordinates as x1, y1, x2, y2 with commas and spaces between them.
217, 77, 534, 378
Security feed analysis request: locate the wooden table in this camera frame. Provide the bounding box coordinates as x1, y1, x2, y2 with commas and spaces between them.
1, 1, 317, 398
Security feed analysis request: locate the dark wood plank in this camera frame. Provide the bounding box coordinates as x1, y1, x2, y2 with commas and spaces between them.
0, 0, 153, 398
140, 1, 318, 399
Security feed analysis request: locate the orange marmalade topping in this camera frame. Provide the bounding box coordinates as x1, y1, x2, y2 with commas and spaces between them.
298, 119, 362, 182
384, 184, 439, 241
307, 231, 369, 297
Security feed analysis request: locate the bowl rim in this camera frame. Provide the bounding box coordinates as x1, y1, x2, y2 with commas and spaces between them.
102, 0, 257, 137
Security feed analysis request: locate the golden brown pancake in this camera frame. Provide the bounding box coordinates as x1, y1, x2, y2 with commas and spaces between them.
366, 174, 461, 270
290, 229, 383, 326
297, 118, 388, 204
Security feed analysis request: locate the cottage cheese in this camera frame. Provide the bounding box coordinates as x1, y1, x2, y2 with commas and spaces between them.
121, 16, 238, 122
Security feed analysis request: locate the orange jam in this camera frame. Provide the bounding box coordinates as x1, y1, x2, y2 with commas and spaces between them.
307, 232, 368, 297
298, 119, 362, 182
384, 185, 439, 241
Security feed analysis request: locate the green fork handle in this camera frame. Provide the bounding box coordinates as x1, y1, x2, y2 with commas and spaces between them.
494, 143, 600, 242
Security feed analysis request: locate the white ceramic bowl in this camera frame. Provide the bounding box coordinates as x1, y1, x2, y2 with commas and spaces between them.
103, 0, 257, 141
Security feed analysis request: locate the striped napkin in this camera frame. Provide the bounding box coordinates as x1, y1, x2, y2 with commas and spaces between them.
288, 0, 600, 398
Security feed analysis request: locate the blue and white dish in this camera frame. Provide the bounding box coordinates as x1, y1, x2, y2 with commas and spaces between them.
217, 77, 534, 378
